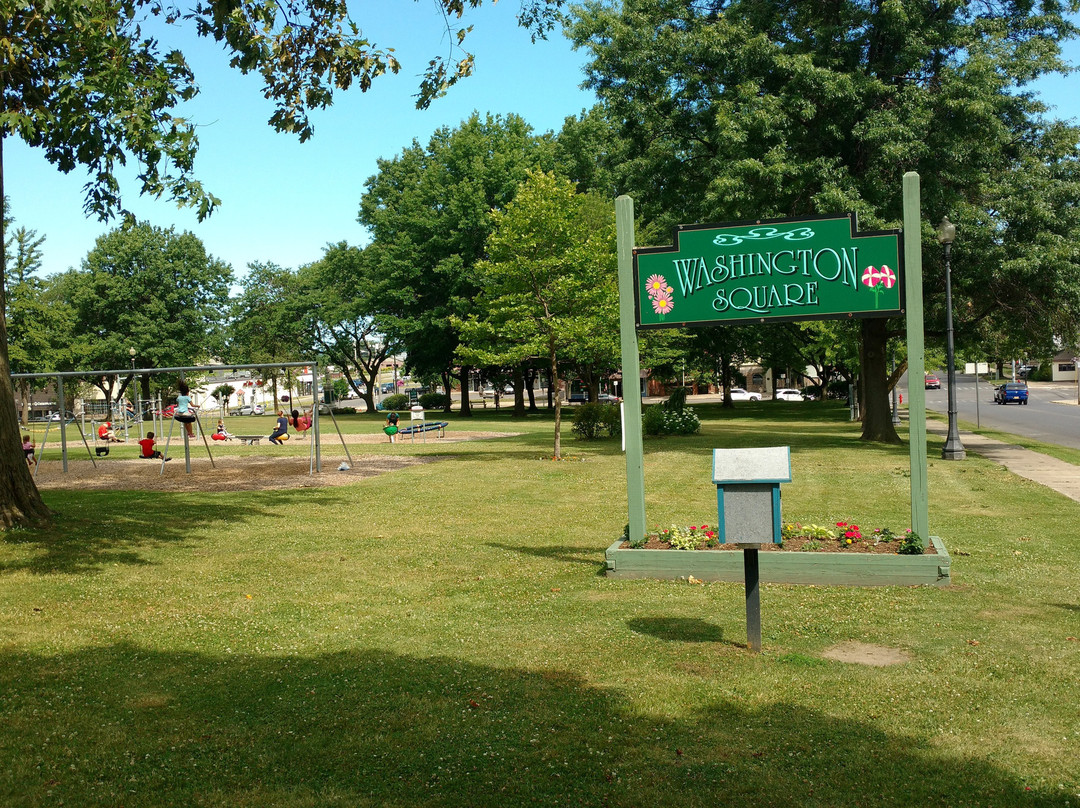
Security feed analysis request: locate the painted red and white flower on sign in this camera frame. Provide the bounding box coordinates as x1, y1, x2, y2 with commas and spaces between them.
861, 264, 896, 308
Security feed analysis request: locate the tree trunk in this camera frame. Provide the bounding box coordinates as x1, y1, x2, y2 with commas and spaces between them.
0, 134, 52, 528
512, 365, 526, 417
441, 369, 452, 413
525, 366, 539, 412
859, 319, 901, 443
459, 365, 473, 417
720, 351, 734, 407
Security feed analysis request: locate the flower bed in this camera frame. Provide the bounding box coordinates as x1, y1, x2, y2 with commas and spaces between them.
624, 522, 931, 555
607, 522, 950, 587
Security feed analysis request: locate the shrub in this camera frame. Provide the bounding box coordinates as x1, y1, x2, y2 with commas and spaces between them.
418, 392, 448, 409
1028, 363, 1053, 382
382, 393, 408, 411
601, 403, 622, 438
642, 401, 700, 435
573, 403, 621, 440
572, 403, 608, 440
665, 386, 689, 412
642, 404, 666, 435
661, 407, 700, 435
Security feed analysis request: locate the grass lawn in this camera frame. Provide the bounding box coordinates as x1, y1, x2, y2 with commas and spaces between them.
2, 402, 1078, 807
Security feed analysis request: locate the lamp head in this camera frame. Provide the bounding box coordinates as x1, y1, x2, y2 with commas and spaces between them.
129, 347, 136, 357
937, 216, 956, 245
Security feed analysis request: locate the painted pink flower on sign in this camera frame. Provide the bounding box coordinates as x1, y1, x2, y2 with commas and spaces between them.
646, 275, 674, 319
652, 292, 674, 317
645, 274, 668, 299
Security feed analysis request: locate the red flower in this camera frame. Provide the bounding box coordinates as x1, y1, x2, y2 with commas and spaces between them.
836, 521, 848, 527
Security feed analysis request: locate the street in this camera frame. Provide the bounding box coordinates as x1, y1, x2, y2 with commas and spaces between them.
907, 375, 1080, 450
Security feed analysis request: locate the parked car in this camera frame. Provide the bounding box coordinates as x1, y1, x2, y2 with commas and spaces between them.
483, 385, 514, 398
728, 387, 762, 402
774, 388, 805, 401
924, 375, 941, 389
597, 393, 621, 403
994, 382, 1029, 405
229, 404, 265, 416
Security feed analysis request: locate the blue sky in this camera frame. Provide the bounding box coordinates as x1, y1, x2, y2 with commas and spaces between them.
7, 6, 1080, 282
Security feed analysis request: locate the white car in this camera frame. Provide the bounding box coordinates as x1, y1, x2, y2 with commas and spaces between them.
229, 404, 266, 416
774, 388, 805, 401
728, 387, 762, 402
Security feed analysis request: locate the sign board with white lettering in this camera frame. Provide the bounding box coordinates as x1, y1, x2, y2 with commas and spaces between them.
634, 214, 902, 328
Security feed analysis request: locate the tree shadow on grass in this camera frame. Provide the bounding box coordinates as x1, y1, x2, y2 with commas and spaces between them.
485, 541, 605, 571
627, 616, 736, 646
0, 643, 1067, 807
0, 488, 359, 577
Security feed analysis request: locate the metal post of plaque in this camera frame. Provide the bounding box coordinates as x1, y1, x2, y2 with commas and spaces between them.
713, 447, 792, 653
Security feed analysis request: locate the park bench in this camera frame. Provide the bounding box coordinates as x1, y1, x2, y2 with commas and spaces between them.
234, 435, 263, 445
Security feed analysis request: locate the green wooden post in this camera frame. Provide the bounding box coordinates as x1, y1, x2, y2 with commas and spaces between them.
616, 195, 647, 542
903, 172, 930, 545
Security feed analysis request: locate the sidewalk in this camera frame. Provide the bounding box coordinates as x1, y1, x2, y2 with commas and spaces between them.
926, 421, 1080, 504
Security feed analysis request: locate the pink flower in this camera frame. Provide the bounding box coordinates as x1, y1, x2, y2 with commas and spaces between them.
861, 266, 879, 288
877, 265, 896, 289
651, 292, 674, 316
645, 274, 668, 299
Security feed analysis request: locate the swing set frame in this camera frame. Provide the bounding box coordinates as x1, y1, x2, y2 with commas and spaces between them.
11, 361, 353, 475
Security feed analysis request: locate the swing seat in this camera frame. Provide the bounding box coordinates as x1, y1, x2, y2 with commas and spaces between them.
95, 446, 110, 457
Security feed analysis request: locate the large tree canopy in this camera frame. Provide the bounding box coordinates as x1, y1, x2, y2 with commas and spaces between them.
358, 112, 555, 412
293, 243, 400, 415
569, 0, 1080, 441
55, 221, 232, 407
459, 170, 618, 456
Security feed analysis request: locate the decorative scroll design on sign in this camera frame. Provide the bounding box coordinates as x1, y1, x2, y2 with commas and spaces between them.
712, 226, 816, 247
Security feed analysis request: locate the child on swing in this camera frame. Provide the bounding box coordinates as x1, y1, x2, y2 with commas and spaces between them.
175, 380, 197, 437
138, 432, 170, 461
213, 419, 235, 441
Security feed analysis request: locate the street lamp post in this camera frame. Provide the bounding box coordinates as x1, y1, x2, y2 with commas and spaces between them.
939, 217, 965, 460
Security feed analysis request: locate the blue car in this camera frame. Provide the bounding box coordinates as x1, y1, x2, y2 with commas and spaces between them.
994, 382, 1029, 405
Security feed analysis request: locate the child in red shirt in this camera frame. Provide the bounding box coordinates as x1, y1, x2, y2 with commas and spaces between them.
137, 432, 170, 461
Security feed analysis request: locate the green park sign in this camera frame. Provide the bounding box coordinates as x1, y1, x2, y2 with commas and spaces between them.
634, 213, 902, 328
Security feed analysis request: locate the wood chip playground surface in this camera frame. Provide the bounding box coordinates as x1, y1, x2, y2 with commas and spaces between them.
31, 430, 517, 493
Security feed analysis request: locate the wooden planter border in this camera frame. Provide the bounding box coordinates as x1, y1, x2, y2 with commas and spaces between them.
605, 535, 950, 587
